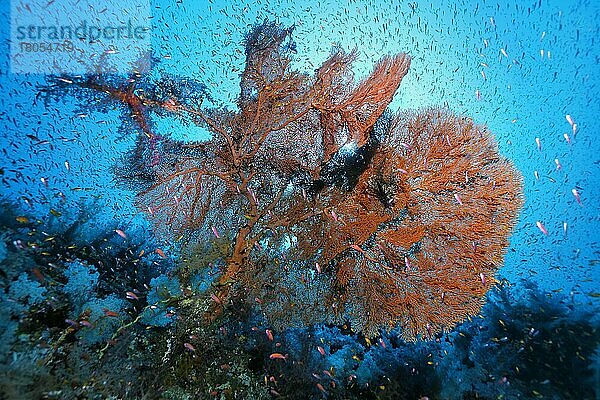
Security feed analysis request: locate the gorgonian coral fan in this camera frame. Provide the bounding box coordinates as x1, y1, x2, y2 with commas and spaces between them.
47, 20, 523, 341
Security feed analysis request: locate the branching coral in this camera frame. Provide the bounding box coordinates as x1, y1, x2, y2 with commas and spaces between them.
45, 20, 523, 341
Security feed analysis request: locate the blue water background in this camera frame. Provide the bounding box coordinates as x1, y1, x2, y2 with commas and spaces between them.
0, 0, 598, 315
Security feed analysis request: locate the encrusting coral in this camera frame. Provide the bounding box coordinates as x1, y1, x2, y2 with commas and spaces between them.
44, 19, 523, 341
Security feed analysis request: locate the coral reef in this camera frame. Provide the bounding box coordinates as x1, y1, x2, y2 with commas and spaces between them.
43, 19, 523, 343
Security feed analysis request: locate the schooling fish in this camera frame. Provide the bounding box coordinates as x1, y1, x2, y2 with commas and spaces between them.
536, 221, 548, 235
184, 342, 196, 352
269, 353, 287, 360
571, 188, 582, 205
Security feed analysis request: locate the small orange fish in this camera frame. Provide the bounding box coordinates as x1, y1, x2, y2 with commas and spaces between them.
350, 244, 364, 253
103, 308, 119, 317
269, 353, 287, 360
316, 383, 327, 394
265, 329, 274, 341
31, 267, 45, 284
155, 248, 166, 258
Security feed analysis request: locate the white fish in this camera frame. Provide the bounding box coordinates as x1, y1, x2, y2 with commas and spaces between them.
566, 114, 574, 126
572, 188, 582, 205
536, 221, 548, 235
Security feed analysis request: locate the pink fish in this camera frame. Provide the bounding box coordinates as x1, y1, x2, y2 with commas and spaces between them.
480, 272, 486, 286
126, 291, 139, 300
555, 159, 562, 171
210, 293, 221, 304
184, 342, 196, 352
315, 262, 321, 273
563, 133, 571, 144
331, 209, 338, 222
563, 222, 568, 236
536, 221, 548, 235
65, 319, 79, 328
211, 226, 220, 238
572, 188, 582, 205
535, 137, 541, 151
534, 170, 539, 180
454, 193, 463, 206
317, 346, 326, 356
115, 229, 127, 239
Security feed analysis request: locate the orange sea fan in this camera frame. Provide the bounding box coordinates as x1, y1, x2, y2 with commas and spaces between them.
322, 107, 524, 340
54, 20, 523, 342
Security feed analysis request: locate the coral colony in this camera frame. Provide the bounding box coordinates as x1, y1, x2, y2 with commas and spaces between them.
45, 20, 523, 343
